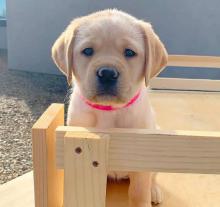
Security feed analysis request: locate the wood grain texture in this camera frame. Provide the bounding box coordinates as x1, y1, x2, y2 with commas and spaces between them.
0, 172, 34, 207
2, 171, 220, 207
106, 173, 220, 207
150, 78, 220, 91
149, 91, 220, 131
32, 103, 64, 207
151, 55, 220, 91
56, 127, 220, 174
63, 132, 109, 207
168, 55, 220, 68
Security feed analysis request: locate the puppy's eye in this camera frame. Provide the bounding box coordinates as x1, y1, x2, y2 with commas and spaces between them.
81, 48, 94, 56
124, 48, 136, 58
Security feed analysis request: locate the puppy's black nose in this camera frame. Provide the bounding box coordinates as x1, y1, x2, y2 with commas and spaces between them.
97, 67, 119, 83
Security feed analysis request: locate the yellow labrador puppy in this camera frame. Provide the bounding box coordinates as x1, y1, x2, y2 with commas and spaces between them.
52, 9, 168, 207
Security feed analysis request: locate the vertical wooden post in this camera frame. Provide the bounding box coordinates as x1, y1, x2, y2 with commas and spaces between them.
32, 104, 64, 207
63, 132, 110, 207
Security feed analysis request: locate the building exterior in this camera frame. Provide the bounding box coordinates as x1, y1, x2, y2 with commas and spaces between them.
0, 0, 6, 50
3, 1, 220, 78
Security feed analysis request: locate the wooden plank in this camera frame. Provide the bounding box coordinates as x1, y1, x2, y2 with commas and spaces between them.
56, 127, 220, 174
168, 55, 220, 68
149, 91, 220, 131
106, 173, 220, 207
0, 172, 34, 207
150, 78, 220, 91
32, 103, 64, 207
159, 55, 220, 91
1, 171, 220, 207
64, 132, 109, 207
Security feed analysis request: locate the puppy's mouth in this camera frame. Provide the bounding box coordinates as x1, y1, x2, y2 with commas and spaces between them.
96, 87, 118, 97
92, 92, 125, 105
85, 86, 127, 106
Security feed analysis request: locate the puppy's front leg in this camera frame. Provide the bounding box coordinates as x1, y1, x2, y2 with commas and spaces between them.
128, 172, 152, 207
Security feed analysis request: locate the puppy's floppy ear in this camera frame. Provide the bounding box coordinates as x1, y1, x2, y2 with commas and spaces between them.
51, 19, 81, 85
139, 21, 168, 86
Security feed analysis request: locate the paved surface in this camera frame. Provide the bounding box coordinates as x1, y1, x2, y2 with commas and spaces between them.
0, 55, 68, 183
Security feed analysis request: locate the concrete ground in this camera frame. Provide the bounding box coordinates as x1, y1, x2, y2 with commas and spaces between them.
0, 50, 68, 184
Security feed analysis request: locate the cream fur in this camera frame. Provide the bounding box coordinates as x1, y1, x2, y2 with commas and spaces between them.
52, 9, 168, 207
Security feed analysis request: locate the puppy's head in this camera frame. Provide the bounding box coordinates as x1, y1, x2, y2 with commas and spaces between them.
52, 9, 168, 105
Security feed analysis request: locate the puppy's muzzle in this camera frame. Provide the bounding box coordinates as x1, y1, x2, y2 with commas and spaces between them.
96, 67, 119, 95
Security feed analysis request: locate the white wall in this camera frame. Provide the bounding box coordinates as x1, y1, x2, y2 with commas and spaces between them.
0, 23, 7, 49
6, 0, 220, 78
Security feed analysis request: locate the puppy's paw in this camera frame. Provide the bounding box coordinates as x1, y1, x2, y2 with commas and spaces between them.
151, 184, 163, 205
107, 171, 129, 182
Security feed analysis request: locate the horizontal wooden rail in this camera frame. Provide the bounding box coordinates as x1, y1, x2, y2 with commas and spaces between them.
56, 126, 220, 174
150, 78, 220, 91
168, 55, 220, 68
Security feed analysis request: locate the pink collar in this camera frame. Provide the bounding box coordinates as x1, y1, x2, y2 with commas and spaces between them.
80, 91, 141, 111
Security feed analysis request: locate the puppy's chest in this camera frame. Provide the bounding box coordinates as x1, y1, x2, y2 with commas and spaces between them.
95, 109, 142, 128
